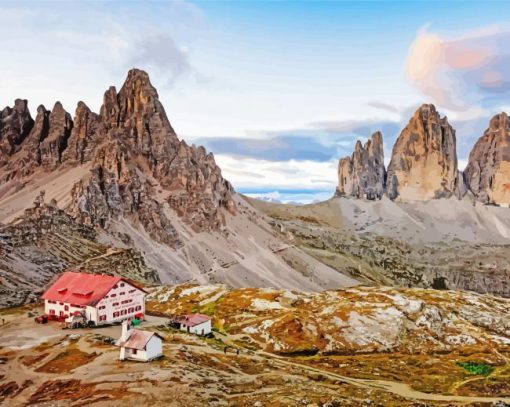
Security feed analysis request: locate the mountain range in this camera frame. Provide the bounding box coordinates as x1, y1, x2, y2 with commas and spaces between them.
1, 69, 510, 308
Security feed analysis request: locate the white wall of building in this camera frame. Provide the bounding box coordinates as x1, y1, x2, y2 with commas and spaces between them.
120, 336, 162, 362
180, 319, 212, 335
145, 336, 163, 360
95, 281, 146, 324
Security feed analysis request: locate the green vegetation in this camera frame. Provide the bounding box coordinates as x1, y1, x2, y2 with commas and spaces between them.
457, 361, 494, 376
199, 296, 224, 316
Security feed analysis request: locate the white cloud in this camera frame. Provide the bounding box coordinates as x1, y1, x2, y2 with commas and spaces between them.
214, 154, 338, 191
407, 25, 510, 112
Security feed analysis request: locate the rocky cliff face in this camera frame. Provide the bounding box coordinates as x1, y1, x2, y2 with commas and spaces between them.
67, 69, 235, 237
336, 131, 385, 200
386, 104, 458, 201
0, 69, 235, 238
0, 99, 34, 161
464, 112, 510, 206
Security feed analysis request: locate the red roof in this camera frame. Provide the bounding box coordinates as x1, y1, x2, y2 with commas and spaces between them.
41, 271, 136, 306
178, 313, 211, 327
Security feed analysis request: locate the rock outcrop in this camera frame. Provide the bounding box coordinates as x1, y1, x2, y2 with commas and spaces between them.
0, 69, 235, 238
0, 99, 34, 161
464, 112, 510, 206
336, 131, 385, 200
61, 101, 102, 164
66, 69, 235, 237
386, 104, 458, 201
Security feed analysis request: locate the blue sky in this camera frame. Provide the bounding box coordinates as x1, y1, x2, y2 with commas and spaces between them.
2, 1, 510, 203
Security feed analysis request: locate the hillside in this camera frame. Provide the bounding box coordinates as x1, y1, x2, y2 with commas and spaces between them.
247, 195, 510, 297
0, 284, 509, 406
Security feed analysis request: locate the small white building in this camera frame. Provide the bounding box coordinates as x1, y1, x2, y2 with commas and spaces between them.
116, 320, 163, 362
175, 314, 212, 335
41, 271, 147, 325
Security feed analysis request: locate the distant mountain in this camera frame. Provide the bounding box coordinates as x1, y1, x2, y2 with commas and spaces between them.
336, 103, 510, 205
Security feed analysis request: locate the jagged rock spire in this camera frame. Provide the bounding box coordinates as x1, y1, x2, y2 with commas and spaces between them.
464, 112, 510, 206
386, 104, 458, 201
337, 131, 385, 200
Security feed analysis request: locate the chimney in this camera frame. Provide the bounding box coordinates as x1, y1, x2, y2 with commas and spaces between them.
120, 320, 132, 342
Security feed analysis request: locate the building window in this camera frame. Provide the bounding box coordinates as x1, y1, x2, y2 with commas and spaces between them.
113, 311, 120, 318
99, 315, 107, 321
49, 309, 55, 315
120, 283, 125, 287
113, 302, 119, 306
121, 309, 127, 315
113, 284, 118, 289
111, 294, 116, 298
132, 349, 137, 355
119, 292, 125, 296
128, 307, 134, 313
59, 311, 64, 317
129, 289, 136, 294
135, 305, 142, 311
64, 305, 69, 311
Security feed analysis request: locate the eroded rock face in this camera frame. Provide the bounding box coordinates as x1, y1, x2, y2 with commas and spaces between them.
39, 102, 73, 167
464, 112, 510, 206
336, 131, 385, 200
67, 69, 235, 238
0, 99, 34, 160
386, 104, 458, 201
0, 69, 235, 239
62, 101, 102, 164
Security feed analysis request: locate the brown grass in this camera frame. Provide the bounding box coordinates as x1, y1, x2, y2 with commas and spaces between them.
35, 346, 99, 373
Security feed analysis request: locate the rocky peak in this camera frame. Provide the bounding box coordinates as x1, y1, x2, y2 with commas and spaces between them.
336, 131, 385, 200
464, 112, 510, 206
386, 104, 458, 201
39, 102, 74, 167
0, 99, 34, 159
62, 101, 102, 164
66, 68, 235, 238
0, 69, 235, 237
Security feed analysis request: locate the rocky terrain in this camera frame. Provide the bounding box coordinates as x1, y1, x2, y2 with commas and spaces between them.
337, 131, 385, 200
0, 191, 158, 308
248, 196, 510, 298
464, 112, 510, 207
0, 69, 357, 307
0, 284, 509, 406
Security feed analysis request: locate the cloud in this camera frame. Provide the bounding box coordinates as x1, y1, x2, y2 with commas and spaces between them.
214, 154, 339, 192
367, 101, 400, 114
406, 25, 510, 111
242, 190, 333, 205
128, 33, 194, 86
195, 118, 401, 163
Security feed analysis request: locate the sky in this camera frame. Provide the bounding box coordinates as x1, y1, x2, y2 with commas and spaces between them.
2, 1, 510, 204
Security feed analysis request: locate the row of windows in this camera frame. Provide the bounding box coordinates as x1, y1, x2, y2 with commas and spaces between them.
98, 299, 133, 309
105, 288, 140, 299
62, 304, 86, 311
110, 305, 142, 318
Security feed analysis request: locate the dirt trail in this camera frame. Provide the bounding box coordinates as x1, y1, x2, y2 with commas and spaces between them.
222, 333, 510, 405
